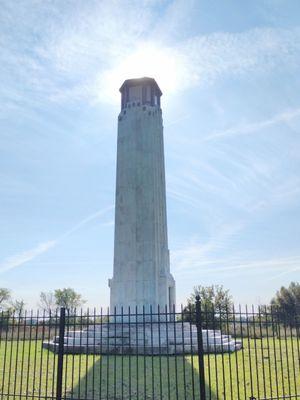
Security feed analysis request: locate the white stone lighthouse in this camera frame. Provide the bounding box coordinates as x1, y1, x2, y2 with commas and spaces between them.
44, 78, 241, 356
109, 77, 176, 313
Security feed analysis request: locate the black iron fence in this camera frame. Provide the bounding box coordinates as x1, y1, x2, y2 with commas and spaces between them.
0, 299, 299, 400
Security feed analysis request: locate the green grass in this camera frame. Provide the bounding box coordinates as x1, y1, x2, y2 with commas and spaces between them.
1, 338, 300, 399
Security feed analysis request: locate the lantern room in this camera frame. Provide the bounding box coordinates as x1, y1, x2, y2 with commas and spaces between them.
119, 77, 162, 110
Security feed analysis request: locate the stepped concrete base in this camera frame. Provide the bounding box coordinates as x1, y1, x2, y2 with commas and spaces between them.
43, 322, 242, 355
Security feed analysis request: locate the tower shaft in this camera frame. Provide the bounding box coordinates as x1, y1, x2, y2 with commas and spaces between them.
109, 78, 175, 313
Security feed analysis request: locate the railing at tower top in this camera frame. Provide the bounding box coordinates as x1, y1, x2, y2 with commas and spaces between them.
0, 301, 299, 400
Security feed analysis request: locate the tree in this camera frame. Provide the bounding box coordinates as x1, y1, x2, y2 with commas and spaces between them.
54, 288, 85, 312
0, 288, 11, 311
10, 299, 26, 316
271, 281, 300, 325
39, 291, 56, 314
182, 285, 233, 328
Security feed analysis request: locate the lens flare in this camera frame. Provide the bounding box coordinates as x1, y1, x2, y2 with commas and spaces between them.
96, 42, 188, 104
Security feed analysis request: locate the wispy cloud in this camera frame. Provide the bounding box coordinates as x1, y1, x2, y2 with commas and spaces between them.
1, 1, 300, 307
93, 27, 300, 103
58, 206, 114, 241
0, 241, 57, 274
172, 240, 300, 279
267, 264, 300, 280
210, 257, 300, 276
180, 27, 300, 88
205, 107, 300, 141
1, 0, 300, 108
167, 101, 300, 219
0, 206, 113, 274
171, 221, 244, 270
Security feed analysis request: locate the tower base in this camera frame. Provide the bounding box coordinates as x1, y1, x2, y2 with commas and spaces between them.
43, 322, 242, 355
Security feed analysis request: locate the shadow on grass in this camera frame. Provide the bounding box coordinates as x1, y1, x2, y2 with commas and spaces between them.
64, 353, 214, 400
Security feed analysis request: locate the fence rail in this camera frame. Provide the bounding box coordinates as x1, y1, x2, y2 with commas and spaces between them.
0, 300, 299, 400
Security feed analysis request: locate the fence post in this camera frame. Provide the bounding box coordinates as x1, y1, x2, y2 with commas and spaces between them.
195, 295, 206, 400
56, 307, 66, 400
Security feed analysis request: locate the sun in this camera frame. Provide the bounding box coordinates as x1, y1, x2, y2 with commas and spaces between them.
96, 42, 185, 104
118, 44, 178, 90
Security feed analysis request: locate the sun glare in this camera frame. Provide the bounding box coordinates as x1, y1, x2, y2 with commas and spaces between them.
96, 43, 186, 104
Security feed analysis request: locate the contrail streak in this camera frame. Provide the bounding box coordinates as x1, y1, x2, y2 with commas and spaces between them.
0, 205, 114, 274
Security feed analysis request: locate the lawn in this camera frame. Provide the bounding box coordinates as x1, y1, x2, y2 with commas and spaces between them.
0, 338, 299, 399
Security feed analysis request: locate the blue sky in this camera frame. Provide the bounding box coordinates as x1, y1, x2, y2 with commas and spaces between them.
1, 0, 300, 308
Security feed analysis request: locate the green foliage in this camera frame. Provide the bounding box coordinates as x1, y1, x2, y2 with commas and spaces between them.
0, 310, 11, 328
54, 287, 85, 312
9, 299, 26, 316
182, 285, 233, 328
271, 281, 300, 326
39, 291, 56, 314
0, 288, 11, 310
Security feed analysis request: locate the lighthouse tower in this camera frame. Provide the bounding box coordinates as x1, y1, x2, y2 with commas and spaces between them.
109, 77, 176, 313
44, 78, 240, 356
